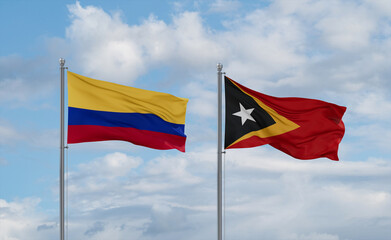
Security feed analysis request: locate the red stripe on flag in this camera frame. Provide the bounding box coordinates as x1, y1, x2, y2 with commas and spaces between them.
67, 125, 186, 152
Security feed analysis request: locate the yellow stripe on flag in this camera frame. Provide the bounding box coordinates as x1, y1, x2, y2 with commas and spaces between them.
68, 71, 188, 125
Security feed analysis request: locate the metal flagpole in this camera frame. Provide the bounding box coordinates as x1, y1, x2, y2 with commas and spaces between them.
217, 63, 223, 240
59, 58, 66, 240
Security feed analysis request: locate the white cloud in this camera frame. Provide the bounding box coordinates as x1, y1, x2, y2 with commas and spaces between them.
349, 124, 391, 152
218, 7, 307, 86
66, 2, 146, 84
51, 149, 389, 239
221, 0, 391, 96
184, 81, 216, 118
314, 1, 377, 50
2, 147, 391, 239
66, 2, 222, 84
0, 198, 57, 240
220, 152, 391, 240
144, 204, 187, 235
349, 91, 391, 121
77, 152, 142, 178
364, 0, 391, 20
67, 152, 143, 210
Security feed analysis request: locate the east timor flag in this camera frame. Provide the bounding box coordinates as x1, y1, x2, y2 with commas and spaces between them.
224, 76, 346, 160
67, 72, 188, 152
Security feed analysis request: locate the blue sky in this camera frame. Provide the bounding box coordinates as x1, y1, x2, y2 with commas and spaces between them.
1, 0, 390, 239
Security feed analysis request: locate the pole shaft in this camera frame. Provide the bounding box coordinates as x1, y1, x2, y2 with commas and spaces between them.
59, 58, 65, 240
217, 63, 223, 240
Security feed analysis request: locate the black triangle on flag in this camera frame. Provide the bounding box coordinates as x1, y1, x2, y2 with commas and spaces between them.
224, 76, 276, 148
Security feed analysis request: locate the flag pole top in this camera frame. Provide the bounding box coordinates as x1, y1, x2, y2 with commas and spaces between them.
59, 58, 65, 66
217, 63, 223, 72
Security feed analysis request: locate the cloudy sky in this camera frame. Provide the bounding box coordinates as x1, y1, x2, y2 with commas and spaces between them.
1, 0, 390, 239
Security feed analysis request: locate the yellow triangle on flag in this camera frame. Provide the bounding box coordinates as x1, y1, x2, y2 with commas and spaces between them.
227, 80, 300, 148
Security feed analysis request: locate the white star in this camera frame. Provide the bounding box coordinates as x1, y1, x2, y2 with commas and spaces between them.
232, 103, 256, 125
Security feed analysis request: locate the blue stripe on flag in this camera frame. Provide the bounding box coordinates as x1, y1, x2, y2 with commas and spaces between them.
68, 107, 186, 137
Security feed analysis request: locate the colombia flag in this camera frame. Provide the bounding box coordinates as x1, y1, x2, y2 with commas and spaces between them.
67, 72, 188, 152
224, 76, 346, 161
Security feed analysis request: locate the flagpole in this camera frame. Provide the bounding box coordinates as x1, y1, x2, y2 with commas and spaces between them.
59, 58, 66, 240
217, 63, 223, 240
